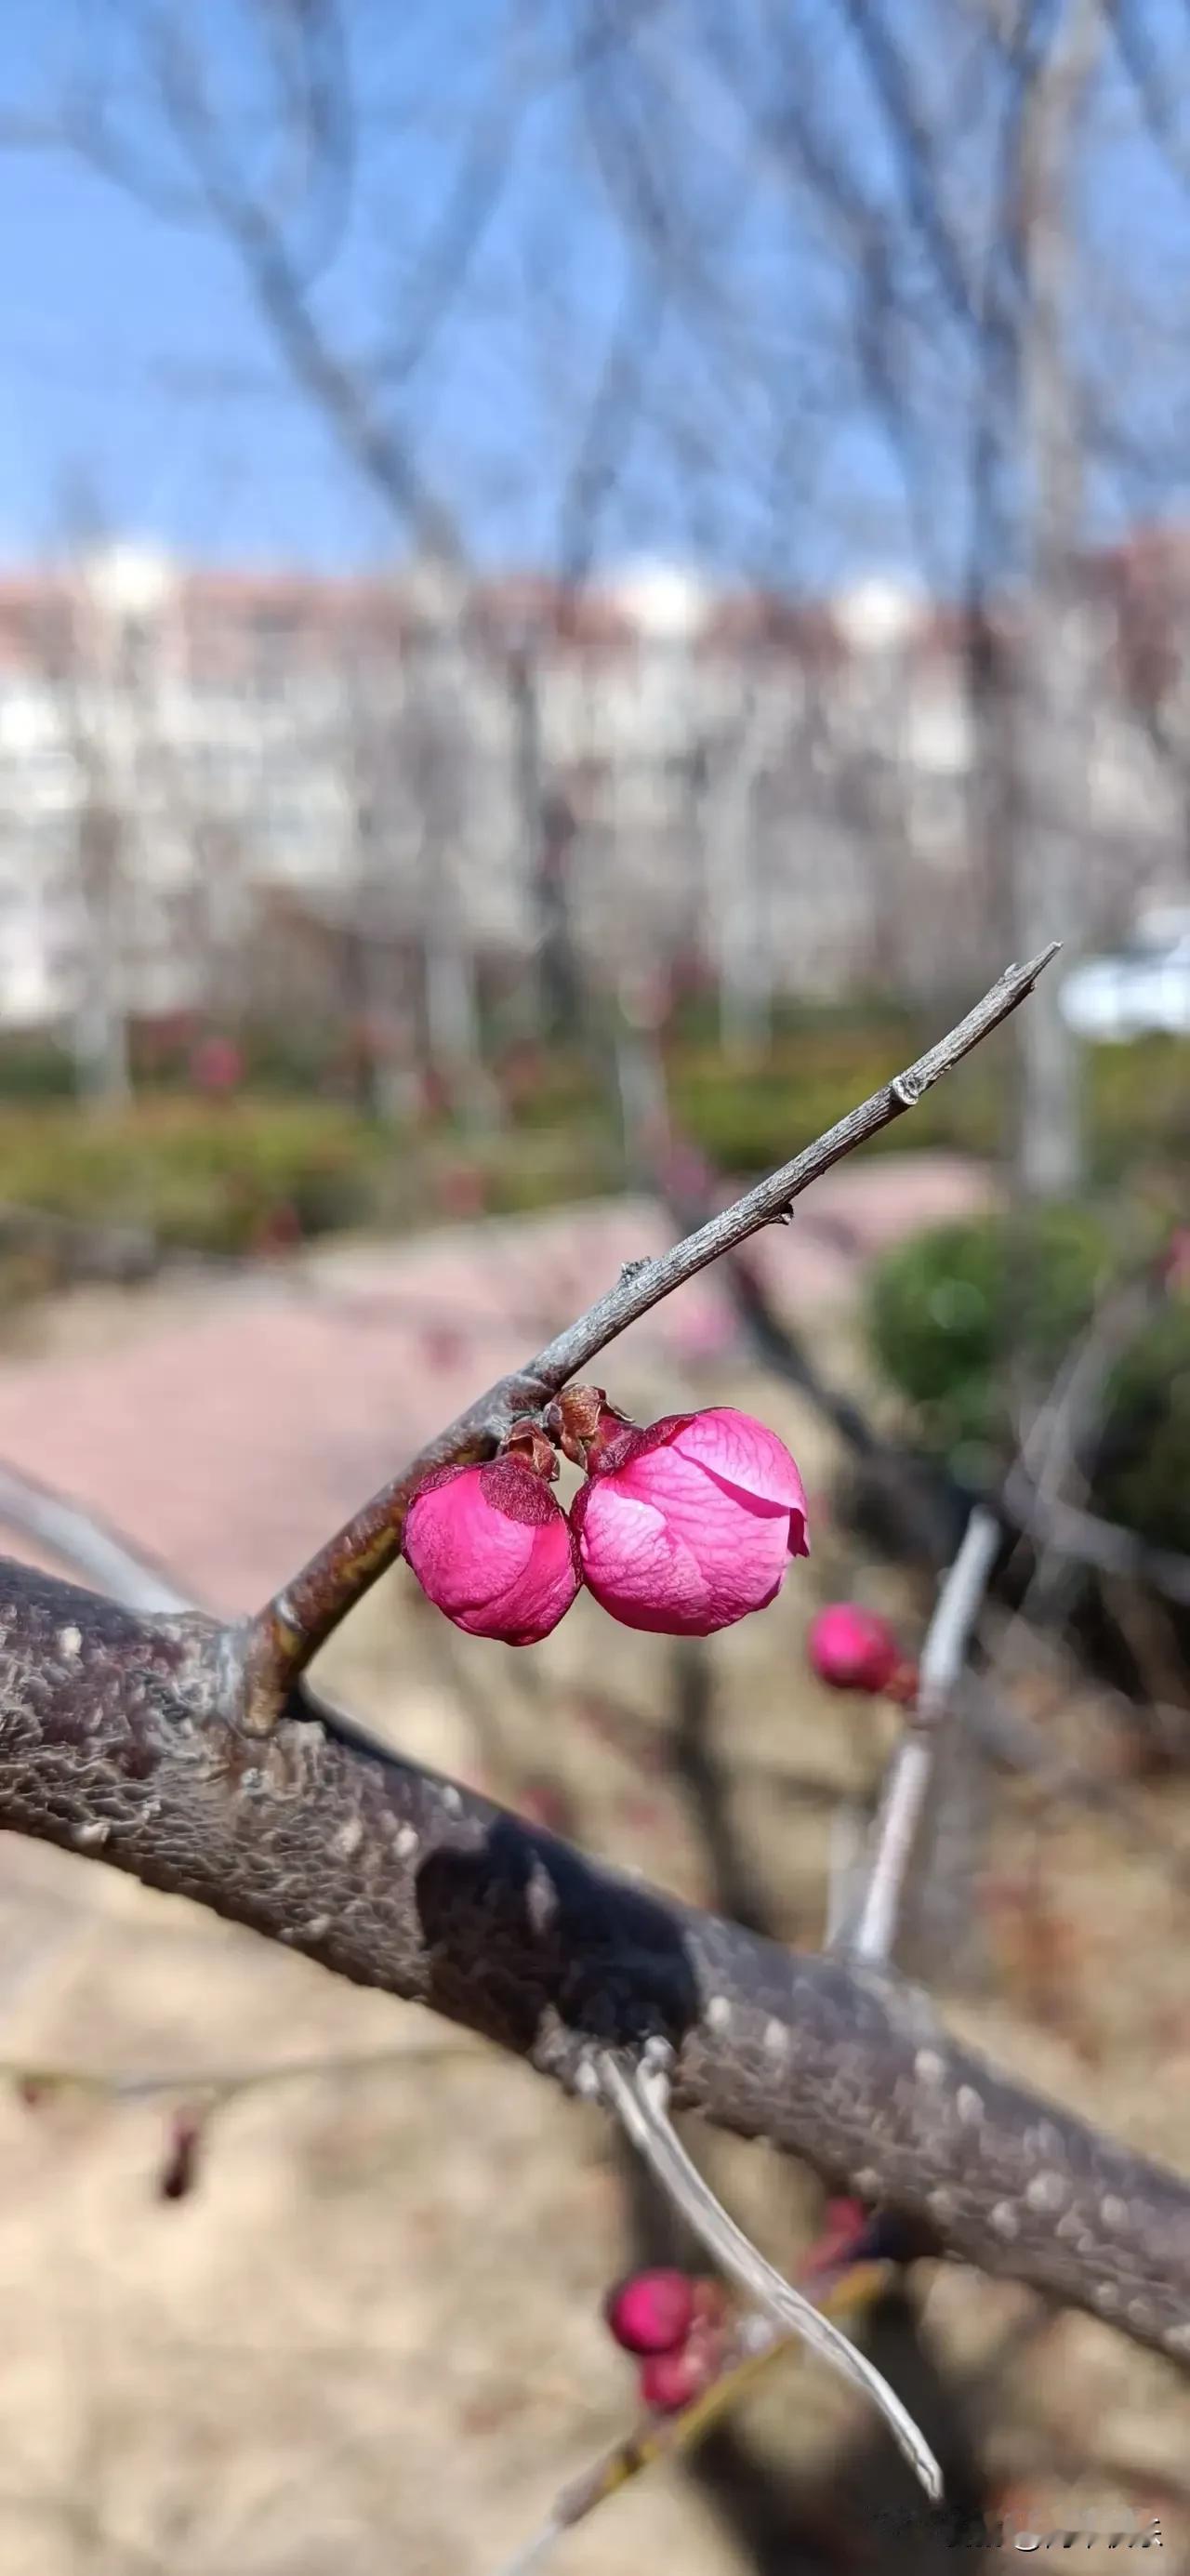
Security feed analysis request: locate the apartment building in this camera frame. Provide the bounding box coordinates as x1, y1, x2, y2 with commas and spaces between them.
0, 539, 1183, 1043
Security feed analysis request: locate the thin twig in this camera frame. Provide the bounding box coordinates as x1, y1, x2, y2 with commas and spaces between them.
245, 946, 1058, 1718
1002, 1470, 1190, 1607
600, 2049, 944, 2499
962, 1671, 1190, 1894
995, 1274, 1164, 1655
0, 2038, 482, 2108
848, 1506, 1001, 1964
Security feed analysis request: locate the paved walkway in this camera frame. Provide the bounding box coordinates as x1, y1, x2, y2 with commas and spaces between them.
0, 1155, 991, 1612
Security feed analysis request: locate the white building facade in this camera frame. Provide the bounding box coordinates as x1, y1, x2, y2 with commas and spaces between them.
0, 541, 1184, 1049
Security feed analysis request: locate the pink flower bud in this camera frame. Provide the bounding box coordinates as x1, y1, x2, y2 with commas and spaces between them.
571, 1407, 809, 1637
605, 2267, 697, 2356
808, 1603, 901, 1695
403, 1459, 580, 1645
639, 2332, 721, 2413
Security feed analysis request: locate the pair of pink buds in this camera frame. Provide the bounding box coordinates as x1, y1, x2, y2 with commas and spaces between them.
603, 2266, 728, 2413
403, 1395, 810, 1646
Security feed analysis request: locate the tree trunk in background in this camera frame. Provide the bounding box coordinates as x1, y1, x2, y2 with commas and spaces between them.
345, 803, 417, 1124
422, 911, 482, 1077
399, 626, 493, 1122
706, 692, 774, 1060
1009, 0, 1105, 1203
73, 802, 131, 1110
509, 645, 580, 1041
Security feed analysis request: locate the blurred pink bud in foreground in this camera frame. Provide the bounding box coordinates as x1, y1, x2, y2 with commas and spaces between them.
572, 1407, 809, 1637
604, 2268, 697, 2356
808, 1602, 901, 1695
404, 1459, 580, 1645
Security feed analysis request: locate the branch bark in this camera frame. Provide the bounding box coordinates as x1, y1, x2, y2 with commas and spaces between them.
2, 1554, 1188, 2370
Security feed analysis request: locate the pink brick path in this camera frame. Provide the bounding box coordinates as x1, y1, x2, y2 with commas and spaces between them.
0, 1156, 991, 1613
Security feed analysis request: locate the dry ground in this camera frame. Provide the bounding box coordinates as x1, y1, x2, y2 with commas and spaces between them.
0, 1164, 1184, 2572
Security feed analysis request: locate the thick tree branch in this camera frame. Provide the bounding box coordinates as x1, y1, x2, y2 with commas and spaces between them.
245, 946, 1058, 1717
1, 1553, 1188, 2371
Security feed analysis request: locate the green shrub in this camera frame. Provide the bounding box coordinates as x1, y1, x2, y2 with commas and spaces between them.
1087, 1035, 1190, 1182
865, 1208, 1117, 1468
865, 1205, 1190, 1560
0, 1102, 390, 1258
1094, 1301, 1190, 1557
0, 1037, 76, 1099
416, 1121, 624, 1219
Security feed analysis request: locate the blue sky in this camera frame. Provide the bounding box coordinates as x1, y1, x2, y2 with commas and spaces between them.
0, 1, 1187, 587
0, 0, 936, 580
0, 5, 480, 566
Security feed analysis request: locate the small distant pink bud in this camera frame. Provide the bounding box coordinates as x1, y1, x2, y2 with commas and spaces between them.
403, 1458, 580, 1645
639, 2332, 721, 2413
605, 2267, 697, 2356
808, 1603, 902, 1695
571, 1407, 809, 1637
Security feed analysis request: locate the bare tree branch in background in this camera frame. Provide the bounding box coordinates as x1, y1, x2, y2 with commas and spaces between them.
1003, 0, 1107, 1201
135, 3, 464, 564
846, 1506, 1002, 1965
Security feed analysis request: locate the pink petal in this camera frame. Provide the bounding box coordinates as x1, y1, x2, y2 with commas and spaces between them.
575, 1460, 791, 1635
457, 1511, 580, 1643
575, 1482, 716, 1632
405, 1460, 580, 1641
671, 1408, 808, 1514
405, 1468, 538, 1618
